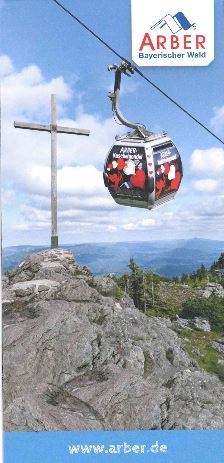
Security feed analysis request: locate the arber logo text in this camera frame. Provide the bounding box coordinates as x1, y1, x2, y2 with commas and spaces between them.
139, 34, 206, 51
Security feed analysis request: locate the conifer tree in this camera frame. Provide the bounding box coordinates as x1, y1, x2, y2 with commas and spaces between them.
128, 258, 145, 311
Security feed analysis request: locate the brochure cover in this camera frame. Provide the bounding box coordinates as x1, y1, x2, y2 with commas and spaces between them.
1, 0, 224, 462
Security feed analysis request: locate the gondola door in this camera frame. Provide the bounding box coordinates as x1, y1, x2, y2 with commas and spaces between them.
153, 142, 183, 205
104, 143, 149, 208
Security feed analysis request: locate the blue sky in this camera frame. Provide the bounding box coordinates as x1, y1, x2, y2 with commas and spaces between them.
1, 0, 224, 246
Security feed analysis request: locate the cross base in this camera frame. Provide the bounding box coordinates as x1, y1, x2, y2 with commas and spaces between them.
51, 235, 58, 249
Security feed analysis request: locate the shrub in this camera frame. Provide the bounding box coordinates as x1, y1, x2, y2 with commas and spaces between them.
181, 296, 224, 332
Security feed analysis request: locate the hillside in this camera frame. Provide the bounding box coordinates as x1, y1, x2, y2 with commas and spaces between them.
3, 249, 224, 431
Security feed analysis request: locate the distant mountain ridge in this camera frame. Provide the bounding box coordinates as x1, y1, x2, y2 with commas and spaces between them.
3, 238, 224, 277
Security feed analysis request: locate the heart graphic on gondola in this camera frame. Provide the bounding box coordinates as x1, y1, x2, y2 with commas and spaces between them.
108, 173, 123, 188
116, 158, 126, 170
130, 169, 146, 189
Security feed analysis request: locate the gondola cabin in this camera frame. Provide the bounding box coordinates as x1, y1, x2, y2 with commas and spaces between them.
103, 132, 183, 210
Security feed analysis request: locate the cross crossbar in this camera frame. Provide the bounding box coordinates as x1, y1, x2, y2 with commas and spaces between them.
14, 121, 90, 136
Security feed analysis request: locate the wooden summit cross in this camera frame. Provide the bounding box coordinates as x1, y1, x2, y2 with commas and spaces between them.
14, 94, 90, 249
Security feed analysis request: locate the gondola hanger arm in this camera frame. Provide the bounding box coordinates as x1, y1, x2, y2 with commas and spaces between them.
108, 61, 147, 135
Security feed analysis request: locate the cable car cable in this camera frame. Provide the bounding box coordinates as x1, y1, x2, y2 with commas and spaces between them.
52, 0, 224, 146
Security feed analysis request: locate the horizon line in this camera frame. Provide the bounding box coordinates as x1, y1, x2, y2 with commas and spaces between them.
3, 237, 224, 250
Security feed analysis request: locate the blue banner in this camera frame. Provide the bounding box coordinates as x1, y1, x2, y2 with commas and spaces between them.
4, 430, 224, 463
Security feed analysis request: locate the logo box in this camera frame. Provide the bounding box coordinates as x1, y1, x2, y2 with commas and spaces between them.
131, 0, 214, 66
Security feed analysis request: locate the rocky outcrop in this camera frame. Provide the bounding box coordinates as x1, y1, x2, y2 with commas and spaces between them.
92, 276, 119, 297
198, 283, 224, 298
192, 317, 211, 332
172, 316, 211, 332
3, 249, 224, 431
212, 339, 224, 355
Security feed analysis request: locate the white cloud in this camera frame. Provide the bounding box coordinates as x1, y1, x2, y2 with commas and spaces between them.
195, 195, 224, 218
121, 217, 156, 231
0, 55, 14, 77
14, 164, 105, 196
190, 148, 224, 176
141, 218, 156, 227
15, 222, 50, 231
6, 190, 224, 240
211, 105, 224, 133
106, 225, 117, 233
27, 193, 115, 212
18, 202, 122, 233
193, 179, 220, 192
2, 65, 71, 120
2, 189, 16, 206
122, 223, 139, 231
